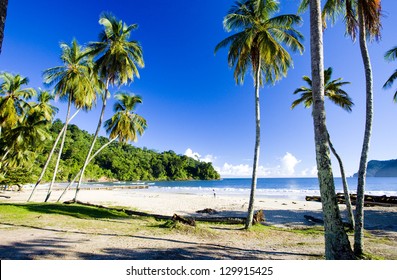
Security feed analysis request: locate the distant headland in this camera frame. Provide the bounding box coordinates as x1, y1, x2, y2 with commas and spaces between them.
354, 159, 397, 177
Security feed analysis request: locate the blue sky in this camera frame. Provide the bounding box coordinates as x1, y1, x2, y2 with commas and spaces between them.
1, 0, 397, 178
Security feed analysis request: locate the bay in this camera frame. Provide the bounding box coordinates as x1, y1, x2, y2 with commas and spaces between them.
81, 177, 397, 201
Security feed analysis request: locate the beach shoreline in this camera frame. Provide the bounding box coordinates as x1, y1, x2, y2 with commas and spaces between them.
1, 187, 397, 260
2, 187, 396, 229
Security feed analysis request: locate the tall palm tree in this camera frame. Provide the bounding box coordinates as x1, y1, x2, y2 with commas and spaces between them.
31, 39, 98, 202
0, 72, 36, 131
58, 92, 147, 202
383, 46, 397, 100
74, 13, 144, 201
0, 0, 8, 54
292, 67, 355, 229
215, 0, 304, 229
321, 0, 382, 257
297, 0, 356, 259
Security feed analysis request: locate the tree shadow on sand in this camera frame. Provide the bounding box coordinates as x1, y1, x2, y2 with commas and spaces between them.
0, 234, 322, 260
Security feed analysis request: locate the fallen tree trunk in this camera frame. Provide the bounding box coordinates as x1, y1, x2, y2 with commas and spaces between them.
306, 193, 397, 207
64, 200, 246, 225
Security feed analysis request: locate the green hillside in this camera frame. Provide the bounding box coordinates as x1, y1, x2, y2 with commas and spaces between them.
3, 119, 220, 185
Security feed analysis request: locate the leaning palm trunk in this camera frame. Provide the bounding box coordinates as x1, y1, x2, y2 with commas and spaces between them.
74, 86, 109, 201
27, 110, 79, 202
57, 136, 118, 202
309, 0, 355, 260
245, 51, 261, 229
354, 3, 374, 257
44, 97, 72, 202
327, 133, 355, 229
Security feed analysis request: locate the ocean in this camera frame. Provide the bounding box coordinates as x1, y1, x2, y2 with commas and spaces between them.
81, 177, 397, 201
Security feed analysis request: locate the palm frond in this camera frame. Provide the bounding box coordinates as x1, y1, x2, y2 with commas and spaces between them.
383, 69, 397, 89
384, 46, 397, 62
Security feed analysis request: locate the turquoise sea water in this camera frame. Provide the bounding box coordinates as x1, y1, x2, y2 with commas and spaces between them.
79, 177, 397, 201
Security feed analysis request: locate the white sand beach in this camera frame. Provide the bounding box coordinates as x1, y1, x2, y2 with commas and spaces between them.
4, 186, 397, 230
1, 186, 397, 260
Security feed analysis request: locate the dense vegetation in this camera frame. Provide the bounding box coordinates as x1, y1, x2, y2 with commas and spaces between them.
33, 119, 220, 183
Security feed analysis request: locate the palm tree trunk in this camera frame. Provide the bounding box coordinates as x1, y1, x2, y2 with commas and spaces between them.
309, 0, 355, 260
354, 2, 373, 257
327, 133, 355, 229
57, 136, 118, 202
245, 51, 261, 229
0, 0, 8, 54
74, 83, 110, 201
44, 97, 72, 202
27, 109, 79, 202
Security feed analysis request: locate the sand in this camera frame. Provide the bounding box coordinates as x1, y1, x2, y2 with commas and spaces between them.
1, 187, 396, 260
3, 186, 397, 229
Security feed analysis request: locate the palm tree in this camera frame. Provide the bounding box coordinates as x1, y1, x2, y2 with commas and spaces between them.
104, 93, 146, 142
58, 92, 147, 202
215, 0, 304, 229
1, 92, 51, 180
32, 39, 98, 202
74, 13, 144, 201
0, 72, 36, 131
297, 0, 355, 259
292, 67, 355, 229
320, 0, 382, 257
29, 90, 59, 122
0, 0, 8, 54
383, 46, 397, 100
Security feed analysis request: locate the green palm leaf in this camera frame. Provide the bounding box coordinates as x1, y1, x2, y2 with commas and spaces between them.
291, 67, 353, 112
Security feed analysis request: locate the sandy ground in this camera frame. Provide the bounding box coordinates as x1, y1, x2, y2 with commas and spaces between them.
1, 187, 396, 260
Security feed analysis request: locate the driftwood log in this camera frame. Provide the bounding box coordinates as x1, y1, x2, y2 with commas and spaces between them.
306, 193, 397, 207
64, 200, 246, 225
172, 214, 196, 226
196, 208, 218, 215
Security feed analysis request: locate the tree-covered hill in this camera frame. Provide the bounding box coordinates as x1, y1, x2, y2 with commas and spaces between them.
34, 119, 220, 183
353, 159, 397, 177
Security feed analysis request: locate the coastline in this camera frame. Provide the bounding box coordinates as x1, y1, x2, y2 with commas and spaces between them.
1, 187, 397, 260
3, 186, 397, 230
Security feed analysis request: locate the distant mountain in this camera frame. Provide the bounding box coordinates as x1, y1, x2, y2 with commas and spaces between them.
354, 159, 397, 177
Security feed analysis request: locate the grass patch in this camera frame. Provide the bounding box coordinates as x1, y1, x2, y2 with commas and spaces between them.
0, 203, 130, 220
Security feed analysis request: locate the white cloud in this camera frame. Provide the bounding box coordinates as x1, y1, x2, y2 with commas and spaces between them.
310, 165, 318, 176
216, 152, 303, 178
281, 152, 301, 176
184, 148, 216, 163
216, 163, 252, 177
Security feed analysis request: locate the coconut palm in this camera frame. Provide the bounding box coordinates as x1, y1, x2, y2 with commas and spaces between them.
0, 72, 36, 131
29, 90, 59, 122
292, 67, 355, 229
0, 73, 35, 168
1, 94, 51, 177
58, 92, 147, 202
297, 0, 355, 259
215, 0, 303, 229
29, 39, 98, 202
104, 93, 146, 142
0, 0, 8, 54
73, 13, 144, 201
318, 0, 382, 257
383, 46, 397, 100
